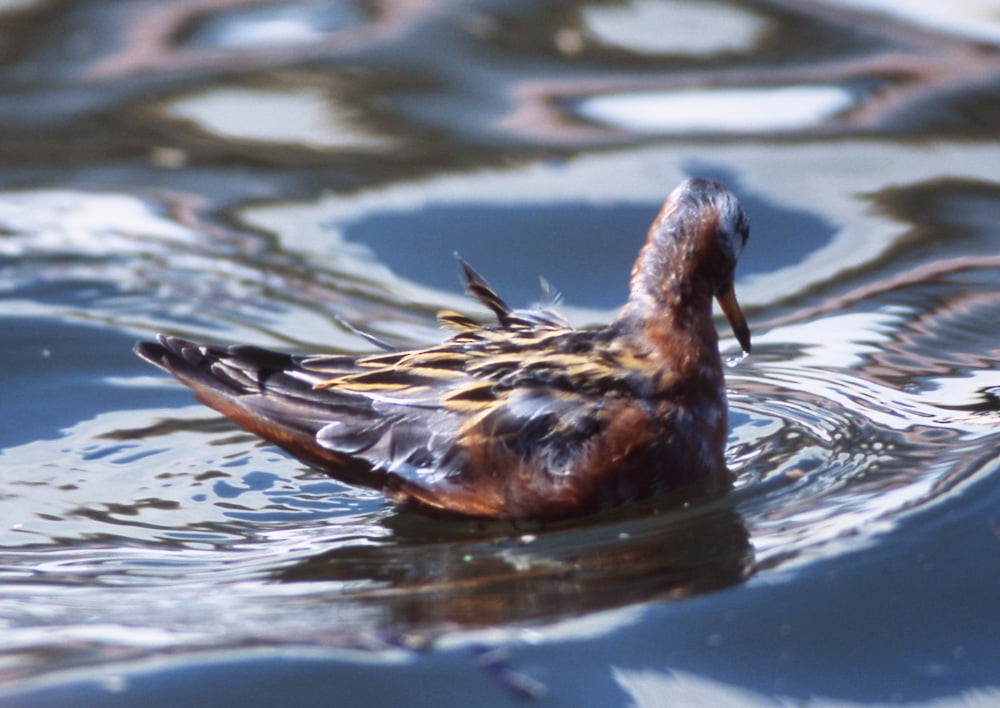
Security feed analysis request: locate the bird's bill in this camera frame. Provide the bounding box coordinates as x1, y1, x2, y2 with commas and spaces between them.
716, 283, 751, 354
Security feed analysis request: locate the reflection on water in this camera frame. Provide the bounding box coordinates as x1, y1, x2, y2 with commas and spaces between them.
576, 85, 856, 134
1, 0, 1000, 703
166, 85, 396, 151
278, 506, 751, 631
581, 0, 769, 56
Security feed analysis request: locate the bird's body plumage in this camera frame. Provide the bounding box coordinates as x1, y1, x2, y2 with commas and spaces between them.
137, 178, 751, 520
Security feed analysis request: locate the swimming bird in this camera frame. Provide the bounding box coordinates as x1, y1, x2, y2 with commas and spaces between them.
136, 178, 751, 520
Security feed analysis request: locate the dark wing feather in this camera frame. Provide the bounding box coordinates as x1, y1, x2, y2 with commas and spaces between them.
451, 254, 570, 333
455, 254, 514, 327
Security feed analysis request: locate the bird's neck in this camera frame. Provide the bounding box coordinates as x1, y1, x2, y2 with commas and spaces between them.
617, 293, 719, 358
612, 251, 722, 392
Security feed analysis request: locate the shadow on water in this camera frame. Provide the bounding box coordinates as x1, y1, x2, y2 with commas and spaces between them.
277, 505, 752, 633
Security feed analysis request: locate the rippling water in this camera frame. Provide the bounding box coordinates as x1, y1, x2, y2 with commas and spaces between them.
2, 1, 1000, 705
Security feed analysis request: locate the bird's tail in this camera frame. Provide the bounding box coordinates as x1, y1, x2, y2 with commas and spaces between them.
135, 335, 383, 488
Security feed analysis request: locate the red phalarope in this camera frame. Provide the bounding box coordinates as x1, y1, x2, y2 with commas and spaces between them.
137, 178, 751, 520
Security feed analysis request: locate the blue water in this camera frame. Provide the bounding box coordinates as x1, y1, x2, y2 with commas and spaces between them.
1, 1, 1000, 706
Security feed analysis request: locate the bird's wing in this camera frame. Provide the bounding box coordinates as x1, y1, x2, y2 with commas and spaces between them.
135, 259, 637, 502
301, 326, 658, 488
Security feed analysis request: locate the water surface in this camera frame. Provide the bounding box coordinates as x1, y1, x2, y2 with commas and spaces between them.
1, 1, 1000, 705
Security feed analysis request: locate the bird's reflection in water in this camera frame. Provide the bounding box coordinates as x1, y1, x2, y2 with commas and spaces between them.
277, 504, 752, 632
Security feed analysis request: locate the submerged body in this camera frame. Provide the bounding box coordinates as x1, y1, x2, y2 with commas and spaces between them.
137, 178, 751, 520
